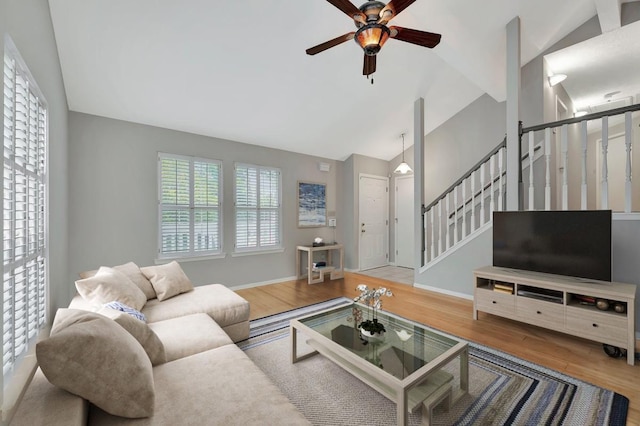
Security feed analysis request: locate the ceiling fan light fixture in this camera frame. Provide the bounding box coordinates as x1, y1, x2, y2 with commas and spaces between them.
355, 23, 390, 55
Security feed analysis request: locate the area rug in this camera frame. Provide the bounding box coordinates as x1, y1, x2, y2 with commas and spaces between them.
238, 298, 629, 425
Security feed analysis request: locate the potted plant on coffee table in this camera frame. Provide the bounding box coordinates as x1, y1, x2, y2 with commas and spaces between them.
353, 284, 393, 341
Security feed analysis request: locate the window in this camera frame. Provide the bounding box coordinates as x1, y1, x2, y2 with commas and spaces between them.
3, 46, 48, 379
158, 153, 222, 258
234, 163, 281, 251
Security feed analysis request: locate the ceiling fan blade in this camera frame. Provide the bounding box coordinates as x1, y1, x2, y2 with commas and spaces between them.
363, 54, 376, 76
389, 26, 441, 48
326, 0, 367, 24
378, 0, 416, 24
306, 32, 355, 55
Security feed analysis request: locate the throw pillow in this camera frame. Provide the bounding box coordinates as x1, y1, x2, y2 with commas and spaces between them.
103, 300, 147, 322
38, 309, 155, 418
97, 306, 166, 366
75, 267, 147, 311
140, 261, 194, 302
79, 261, 157, 300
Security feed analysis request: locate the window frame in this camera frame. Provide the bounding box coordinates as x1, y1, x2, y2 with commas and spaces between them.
2, 37, 49, 393
157, 153, 223, 260
233, 162, 282, 254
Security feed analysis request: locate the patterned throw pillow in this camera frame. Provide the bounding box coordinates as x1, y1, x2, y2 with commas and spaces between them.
104, 301, 147, 322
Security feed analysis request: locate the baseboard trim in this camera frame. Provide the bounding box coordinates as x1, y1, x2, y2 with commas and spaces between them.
413, 283, 473, 301
230, 275, 297, 290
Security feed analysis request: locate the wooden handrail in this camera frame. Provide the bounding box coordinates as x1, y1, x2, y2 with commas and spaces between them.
521, 103, 640, 134
422, 138, 506, 214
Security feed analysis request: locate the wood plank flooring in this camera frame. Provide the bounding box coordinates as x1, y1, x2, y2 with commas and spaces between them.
236, 272, 640, 425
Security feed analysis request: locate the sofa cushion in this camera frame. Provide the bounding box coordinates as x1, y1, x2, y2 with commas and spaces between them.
80, 261, 156, 300
141, 284, 249, 329
89, 345, 310, 426
75, 267, 147, 311
148, 313, 233, 362
98, 307, 167, 365
11, 368, 88, 426
37, 310, 155, 418
140, 261, 193, 301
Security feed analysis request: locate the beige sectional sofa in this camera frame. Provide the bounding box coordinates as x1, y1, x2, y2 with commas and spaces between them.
11, 261, 309, 425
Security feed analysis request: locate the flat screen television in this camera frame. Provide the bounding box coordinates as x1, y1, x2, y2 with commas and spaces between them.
493, 210, 611, 282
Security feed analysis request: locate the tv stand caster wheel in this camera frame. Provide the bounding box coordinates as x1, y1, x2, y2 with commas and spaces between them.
603, 344, 624, 358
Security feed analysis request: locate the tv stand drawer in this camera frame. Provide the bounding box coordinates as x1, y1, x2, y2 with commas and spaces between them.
565, 307, 627, 346
475, 288, 515, 317
516, 298, 564, 329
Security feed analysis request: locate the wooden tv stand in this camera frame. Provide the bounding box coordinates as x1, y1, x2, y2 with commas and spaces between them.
473, 266, 637, 365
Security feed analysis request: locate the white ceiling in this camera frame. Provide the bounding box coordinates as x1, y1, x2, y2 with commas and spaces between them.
49, 0, 626, 161
545, 18, 640, 113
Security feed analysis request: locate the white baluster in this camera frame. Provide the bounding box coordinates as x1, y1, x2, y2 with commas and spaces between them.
471, 170, 476, 232
420, 206, 429, 266
545, 127, 552, 210
490, 154, 496, 216
601, 116, 609, 210
453, 185, 459, 244
561, 124, 568, 210
528, 131, 535, 210
498, 148, 504, 211
581, 121, 588, 210
480, 162, 486, 225
445, 193, 451, 251
430, 208, 435, 262
462, 179, 467, 237
438, 199, 443, 255
625, 111, 632, 213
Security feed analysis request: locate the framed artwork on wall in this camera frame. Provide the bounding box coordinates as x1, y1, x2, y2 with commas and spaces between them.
297, 181, 327, 228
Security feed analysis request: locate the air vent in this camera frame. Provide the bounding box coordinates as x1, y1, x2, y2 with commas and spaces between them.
588, 96, 633, 114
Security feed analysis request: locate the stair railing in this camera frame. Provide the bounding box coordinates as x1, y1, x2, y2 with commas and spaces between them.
422, 139, 507, 266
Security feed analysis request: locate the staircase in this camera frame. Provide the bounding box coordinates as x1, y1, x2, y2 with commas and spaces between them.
420, 103, 640, 274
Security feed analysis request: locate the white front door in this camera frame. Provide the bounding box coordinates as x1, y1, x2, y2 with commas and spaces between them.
359, 174, 389, 271
395, 175, 414, 269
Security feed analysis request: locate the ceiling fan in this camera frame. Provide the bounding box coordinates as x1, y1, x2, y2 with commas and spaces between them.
306, 0, 441, 79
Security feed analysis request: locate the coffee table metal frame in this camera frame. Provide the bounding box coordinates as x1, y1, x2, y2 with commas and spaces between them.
290, 303, 469, 426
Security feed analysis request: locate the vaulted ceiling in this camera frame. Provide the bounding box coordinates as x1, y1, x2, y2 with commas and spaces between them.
48, 0, 635, 161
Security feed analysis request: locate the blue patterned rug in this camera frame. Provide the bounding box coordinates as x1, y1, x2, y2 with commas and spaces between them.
239, 298, 628, 426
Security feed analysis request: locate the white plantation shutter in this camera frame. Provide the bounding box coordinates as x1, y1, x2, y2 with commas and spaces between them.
235, 164, 281, 251
3, 49, 48, 379
158, 154, 221, 258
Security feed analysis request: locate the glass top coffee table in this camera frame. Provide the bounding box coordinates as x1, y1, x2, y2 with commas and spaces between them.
290, 303, 468, 426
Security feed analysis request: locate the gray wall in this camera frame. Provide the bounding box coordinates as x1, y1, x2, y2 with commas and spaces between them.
415, 226, 492, 296
68, 112, 342, 288
611, 218, 640, 333
2, 0, 70, 318
423, 94, 506, 204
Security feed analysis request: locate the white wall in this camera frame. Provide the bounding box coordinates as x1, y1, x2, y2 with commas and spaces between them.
2, 0, 70, 317
68, 112, 342, 288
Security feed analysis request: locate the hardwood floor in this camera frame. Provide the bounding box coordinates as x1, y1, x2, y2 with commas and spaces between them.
236, 272, 640, 425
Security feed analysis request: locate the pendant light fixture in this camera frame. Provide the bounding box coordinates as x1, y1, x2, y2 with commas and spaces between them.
394, 133, 412, 174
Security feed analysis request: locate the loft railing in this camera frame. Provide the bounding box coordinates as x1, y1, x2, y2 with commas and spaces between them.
520, 103, 640, 212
